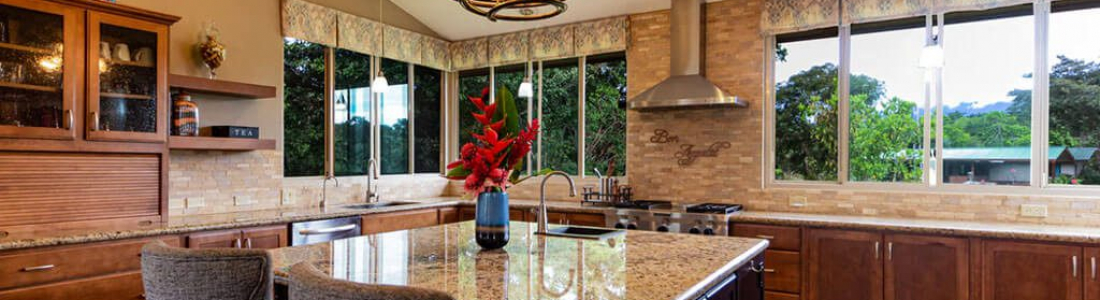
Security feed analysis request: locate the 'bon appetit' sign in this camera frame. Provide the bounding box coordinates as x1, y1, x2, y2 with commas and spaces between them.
649, 129, 731, 167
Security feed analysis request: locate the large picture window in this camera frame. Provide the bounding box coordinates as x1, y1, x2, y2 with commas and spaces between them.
584, 54, 627, 176
773, 29, 840, 181
380, 59, 410, 175
1047, 1, 1100, 185
414, 66, 442, 174
334, 49, 372, 176
541, 59, 580, 175
284, 38, 326, 177
458, 69, 489, 146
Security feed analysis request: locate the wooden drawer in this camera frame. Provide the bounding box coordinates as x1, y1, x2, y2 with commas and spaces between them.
438, 207, 460, 224
458, 207, 476, 221
765, 291, 800, 300
0, 236, 177, 290
764, 250, 801, 294
362, 209, 439, 234
567, 212, 606, 227
733, 224, 801, 251
0, 272, 143, 300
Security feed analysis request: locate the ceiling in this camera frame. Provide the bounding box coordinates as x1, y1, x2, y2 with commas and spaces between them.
391, 0, 720, 41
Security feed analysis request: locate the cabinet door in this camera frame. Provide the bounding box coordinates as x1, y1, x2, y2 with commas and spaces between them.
982, 240, 1082, 300
86, 11, 167, 143
438, 207, 460, 224
362, 209, 439, 234
241, 225, 288, 249
187, 229, 242, 249
885, 234, 969, 300
806, 229, 883, 300
566, 212, 605, 227
1087, 248, 1100, 300
0, 0, 79, 140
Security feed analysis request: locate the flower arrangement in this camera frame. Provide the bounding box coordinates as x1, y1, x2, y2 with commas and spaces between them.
445, 87, 548, 196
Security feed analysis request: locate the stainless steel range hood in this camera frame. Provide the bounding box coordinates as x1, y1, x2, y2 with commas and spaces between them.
628, 0, 748, 110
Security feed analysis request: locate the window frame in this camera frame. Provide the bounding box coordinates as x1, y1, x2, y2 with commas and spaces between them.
764, 1, 1100, 196
284, 45, 449, 179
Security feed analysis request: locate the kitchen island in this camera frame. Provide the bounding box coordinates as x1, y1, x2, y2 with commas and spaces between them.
269, 221, 769, 300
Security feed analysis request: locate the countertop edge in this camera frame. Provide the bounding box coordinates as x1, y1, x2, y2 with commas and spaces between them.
676, 239, 770, 300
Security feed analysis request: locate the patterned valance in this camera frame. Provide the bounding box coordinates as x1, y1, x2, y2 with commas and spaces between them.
844, 0, 930, 24
336, 11, 381, 56
762, 0, 840, 34
530, 25, 575, 60
575, 16, 629, 56
421, 37, 451, 71
384, 26, 422, 65
450, 38, 489, 71
282, 0, 338, 46
489, 32, 529, 66
935, 0, 1034, 14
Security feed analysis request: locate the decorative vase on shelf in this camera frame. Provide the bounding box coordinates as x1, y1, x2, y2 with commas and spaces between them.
172, 91, 199, 136
475, 189, 509, 250
198, 23, 226, 79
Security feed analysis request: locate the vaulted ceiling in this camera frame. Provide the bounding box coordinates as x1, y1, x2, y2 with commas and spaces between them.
390, 0, 720, 41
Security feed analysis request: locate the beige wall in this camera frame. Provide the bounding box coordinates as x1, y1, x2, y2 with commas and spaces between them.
625, 0, 1100, 227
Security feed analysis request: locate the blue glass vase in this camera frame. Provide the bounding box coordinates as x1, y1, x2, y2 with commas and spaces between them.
475, 191, 509, 249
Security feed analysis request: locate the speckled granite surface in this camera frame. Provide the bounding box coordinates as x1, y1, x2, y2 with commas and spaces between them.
269, 221, 769, 300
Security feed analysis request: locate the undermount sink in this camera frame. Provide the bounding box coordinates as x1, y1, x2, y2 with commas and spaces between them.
538, 226, 626, 240
342, 201, 420, 210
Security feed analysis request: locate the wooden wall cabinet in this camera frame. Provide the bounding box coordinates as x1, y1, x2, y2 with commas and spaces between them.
981, 240, 1082, 300
85, 11, 168, 143
187, 225, 288, 250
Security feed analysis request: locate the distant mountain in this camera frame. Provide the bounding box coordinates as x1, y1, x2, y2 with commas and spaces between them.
913, 101, 1014, 117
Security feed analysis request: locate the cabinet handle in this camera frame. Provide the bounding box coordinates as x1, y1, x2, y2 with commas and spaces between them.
763, 268, 777, 273
1073, 256, 1078, 278
1092, 257, 1096, 279
756, 235, 775, 240
298, 224, 357, 235
887, 242, 893, 260
21, 264, 55, 272
233, 238, 242, 249
90, 111, 99, 131
64, 110, 73, 130
874, 242, 880, 259
245, 238, 253, 249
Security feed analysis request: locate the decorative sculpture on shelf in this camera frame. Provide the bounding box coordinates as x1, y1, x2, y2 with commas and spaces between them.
198, 22, 226, 79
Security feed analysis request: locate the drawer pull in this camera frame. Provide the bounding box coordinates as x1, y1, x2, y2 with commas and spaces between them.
298, 224, 358, 235
763, 268, 777, 273
21, 264, 55, 272
756, 235, 775, 240
245, 238, 253, 249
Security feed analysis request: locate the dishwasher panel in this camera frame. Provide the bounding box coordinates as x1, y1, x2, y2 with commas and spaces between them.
290, 216, 362, 246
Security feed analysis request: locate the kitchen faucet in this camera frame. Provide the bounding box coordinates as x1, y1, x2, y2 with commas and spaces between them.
365, 158, 380, 203
320, 176, 338, 208
537, 171, 577, 235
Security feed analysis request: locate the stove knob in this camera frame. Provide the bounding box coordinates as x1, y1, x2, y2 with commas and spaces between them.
657, 224, 669, 232
614, 223, 626, 229
703, 228, 716, 235
627, 223, 638, 230
689, 227, 701, 234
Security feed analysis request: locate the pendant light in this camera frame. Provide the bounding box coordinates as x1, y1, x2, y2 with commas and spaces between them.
517, 61, 533, 98
371, 0, 389, 94
919, 36, 944, 69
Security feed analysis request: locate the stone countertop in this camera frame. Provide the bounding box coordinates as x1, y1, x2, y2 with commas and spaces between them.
269, 221, 769, 300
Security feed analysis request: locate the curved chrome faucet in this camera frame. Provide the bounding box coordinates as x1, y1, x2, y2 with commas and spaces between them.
537, 171, 577, 234
321, 176, 339, 208
366, 158, 379, 202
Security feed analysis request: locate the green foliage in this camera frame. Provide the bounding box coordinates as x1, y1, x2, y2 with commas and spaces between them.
458, 74, 489, 146
413, 66, 442, 173
585, 58, 627, 176
283, 39, 325, 177
542, 61, 580, 175
775, 64, 840, 180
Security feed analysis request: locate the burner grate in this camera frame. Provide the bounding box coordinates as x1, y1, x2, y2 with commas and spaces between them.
686, 203, 744, 214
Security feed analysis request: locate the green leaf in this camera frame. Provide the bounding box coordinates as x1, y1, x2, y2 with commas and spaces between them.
513, 168, 555, 185
445, 164, 472, 179
493, 87, 522, 138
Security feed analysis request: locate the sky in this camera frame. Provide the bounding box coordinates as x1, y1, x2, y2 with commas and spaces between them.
776, 8, 1100, 109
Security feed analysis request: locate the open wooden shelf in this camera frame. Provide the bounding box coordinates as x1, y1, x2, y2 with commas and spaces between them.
0, 42, 52, 54
102, 59, 154, 68
168, 136, 276, 151
0, 81, 60, 93
100, 92, 154, 100
169, 74, 277, 99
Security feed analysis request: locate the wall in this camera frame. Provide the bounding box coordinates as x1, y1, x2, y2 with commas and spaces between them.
625, 0, 1100, 227
115, 0, 447, 215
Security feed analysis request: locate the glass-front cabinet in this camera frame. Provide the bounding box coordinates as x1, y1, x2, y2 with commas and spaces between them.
0, 0, 78, 140
86, 11, 167, 143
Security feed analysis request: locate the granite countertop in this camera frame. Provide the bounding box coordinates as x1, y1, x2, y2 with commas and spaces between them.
268, 221, 769, 300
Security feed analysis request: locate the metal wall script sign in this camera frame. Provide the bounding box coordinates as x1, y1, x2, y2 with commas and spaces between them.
649, 129, 731, 166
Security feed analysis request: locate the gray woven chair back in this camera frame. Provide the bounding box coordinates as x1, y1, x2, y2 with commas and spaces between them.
288, 262, 455, 300
141, 240, 274, 300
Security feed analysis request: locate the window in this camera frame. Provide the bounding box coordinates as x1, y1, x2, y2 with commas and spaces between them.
941, 6, 1034, 186
584, 54, 627, 176
541, 59, 580, 175
494, 64, 532, 128
283, 38, 325, 177
457, 69, 489, 146
380, 58, 410, 175
413, 66, 442, 174
334, 49, 372, 176
1048, 1, 1100, 185
848, 22, 926, 183
773, 29, 840, 181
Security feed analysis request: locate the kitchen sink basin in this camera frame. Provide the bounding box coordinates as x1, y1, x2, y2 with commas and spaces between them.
342, 201, 420, 210
539, 226, 626, 240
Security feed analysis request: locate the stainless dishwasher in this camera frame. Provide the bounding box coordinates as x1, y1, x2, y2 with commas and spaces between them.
290, 216, 362, 246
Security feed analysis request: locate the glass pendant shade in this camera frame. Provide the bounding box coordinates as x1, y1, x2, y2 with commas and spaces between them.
371, 72, 389, 94
517, 79, 533, 98
919, 44, 944, 69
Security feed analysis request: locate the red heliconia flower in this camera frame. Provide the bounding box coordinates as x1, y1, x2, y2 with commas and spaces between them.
448, 86, 542, 195
464, 174, 484, 193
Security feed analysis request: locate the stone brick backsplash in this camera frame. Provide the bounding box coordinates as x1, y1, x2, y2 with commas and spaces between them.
625, 0, 1100, 227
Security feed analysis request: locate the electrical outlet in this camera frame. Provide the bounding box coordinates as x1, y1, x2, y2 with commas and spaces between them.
234, 196, 255, 207
1020, 204, 1048, 217
789, 195, 808, 208
281, 190, 295, 205
185, 197, 205, 208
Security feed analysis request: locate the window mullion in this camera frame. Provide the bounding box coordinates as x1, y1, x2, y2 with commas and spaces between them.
408, 64, 416, 174
537, 61, 544, 172
838, 25, 852, 185
1033, 0, 1051, 188
934, 12, 945, 188
323, 47, 336, 179
578, 57, 587, 178
922, 15, 934, 187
